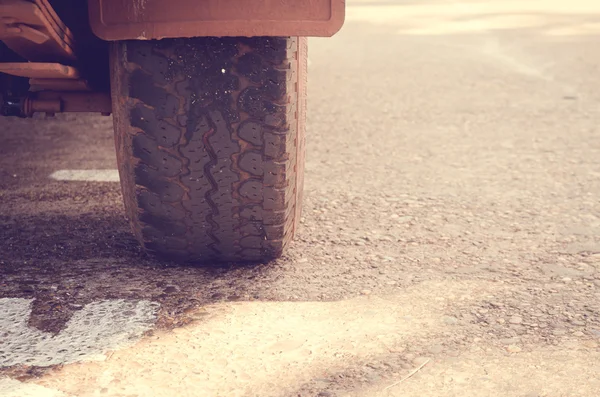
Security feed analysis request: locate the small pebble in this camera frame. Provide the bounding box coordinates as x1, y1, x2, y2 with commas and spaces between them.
443, 316, 459, 325
413, 356, 431, 366
506, 345, 522, 353
360, 289, 372, 295
365, 362, 380, 370
509, 316, 523, 325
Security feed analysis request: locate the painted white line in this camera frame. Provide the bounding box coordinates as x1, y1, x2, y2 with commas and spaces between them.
50, 169, 120, 182
0, 298, 158, 367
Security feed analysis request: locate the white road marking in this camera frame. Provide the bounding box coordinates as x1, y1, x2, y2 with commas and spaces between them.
0, 298, 158, 367
50, 169, 120, 182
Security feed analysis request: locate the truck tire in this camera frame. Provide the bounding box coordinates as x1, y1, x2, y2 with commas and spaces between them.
109, 37, 307, 262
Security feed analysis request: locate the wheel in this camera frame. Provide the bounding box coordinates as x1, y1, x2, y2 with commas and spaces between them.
109, 37, 307, 262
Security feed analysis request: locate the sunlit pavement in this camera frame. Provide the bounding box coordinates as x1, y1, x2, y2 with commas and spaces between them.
1, 1, 600, 396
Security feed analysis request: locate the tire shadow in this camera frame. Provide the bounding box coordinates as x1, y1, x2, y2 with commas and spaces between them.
0, 210, 280, 335
0, 111, 281, 342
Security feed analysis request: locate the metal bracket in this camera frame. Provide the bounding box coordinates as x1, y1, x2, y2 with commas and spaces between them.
1, 90, 111, 117
0, 62, 91, 91
0, 0, 75, 62
88, 0, 345, 40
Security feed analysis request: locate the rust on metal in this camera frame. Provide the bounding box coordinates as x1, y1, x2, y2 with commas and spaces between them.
29, 78, 90, 92
0, 0, 75, 62
88, 0, 345, 40
22, 97, 60, 114
36, 91, 111, 113
0, 62, 79, 79
3, 23, 49, 44
33, 0, 75, 44
20, 91, 111, 116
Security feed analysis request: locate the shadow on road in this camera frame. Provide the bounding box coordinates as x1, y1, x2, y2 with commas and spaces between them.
0, 209, 278, 334
0, 115, 282, 344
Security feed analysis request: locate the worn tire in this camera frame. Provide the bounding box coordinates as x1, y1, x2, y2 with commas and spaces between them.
109, 37, 307, 262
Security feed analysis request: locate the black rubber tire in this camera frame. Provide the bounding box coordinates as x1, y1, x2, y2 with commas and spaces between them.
109, 37, 307, 262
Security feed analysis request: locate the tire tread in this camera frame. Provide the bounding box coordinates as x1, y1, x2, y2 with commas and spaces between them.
110, 37, 306, 262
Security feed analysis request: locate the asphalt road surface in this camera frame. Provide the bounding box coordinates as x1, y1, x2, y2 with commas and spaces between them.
2, 0, 600, 396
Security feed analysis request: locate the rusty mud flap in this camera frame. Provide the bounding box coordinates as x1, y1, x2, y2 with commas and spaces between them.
88, 0, 345, 40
